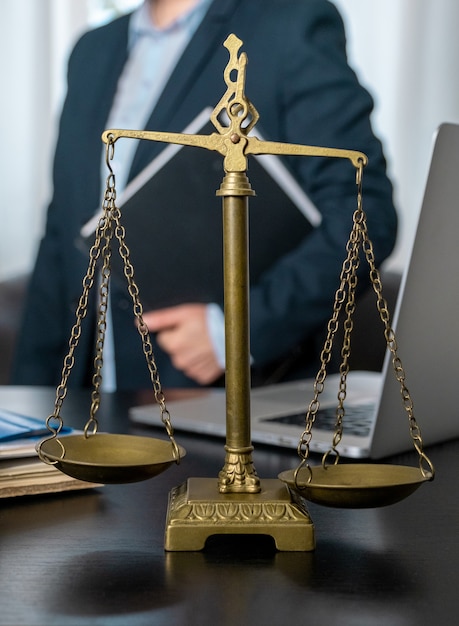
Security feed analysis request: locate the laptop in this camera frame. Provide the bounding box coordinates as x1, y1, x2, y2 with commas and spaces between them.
130, 122, 459, 459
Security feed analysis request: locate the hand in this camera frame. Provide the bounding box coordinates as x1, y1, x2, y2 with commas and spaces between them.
142, 304, 224, 385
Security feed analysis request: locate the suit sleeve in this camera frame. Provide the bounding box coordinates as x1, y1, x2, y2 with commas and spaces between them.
10, 25, 123, 386
247, 0, 397, 366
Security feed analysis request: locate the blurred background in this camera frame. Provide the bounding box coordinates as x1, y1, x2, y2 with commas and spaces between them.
1, 0, 459, 282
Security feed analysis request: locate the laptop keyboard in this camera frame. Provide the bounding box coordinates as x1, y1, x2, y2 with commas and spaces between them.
263, 404, 375, 438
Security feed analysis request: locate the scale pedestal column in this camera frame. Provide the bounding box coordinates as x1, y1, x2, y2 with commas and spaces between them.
164, 172, 314, 551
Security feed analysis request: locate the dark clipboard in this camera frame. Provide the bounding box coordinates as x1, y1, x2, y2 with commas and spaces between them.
80, 108, 321, 310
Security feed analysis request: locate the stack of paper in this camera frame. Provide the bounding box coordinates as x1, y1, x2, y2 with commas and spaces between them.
0, 408, 101, 498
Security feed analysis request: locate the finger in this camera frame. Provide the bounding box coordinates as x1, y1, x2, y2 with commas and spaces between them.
180, 355, 224, 385
155, 328, 177, 352
142, 308, 181, 332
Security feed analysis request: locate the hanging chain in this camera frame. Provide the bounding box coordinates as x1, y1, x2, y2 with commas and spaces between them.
36, 161, 112, 462
38, 137, 181, 464
85, 174, 115, 437
294, 161, 364, 483
294, 160, 434, 487
105, 135, 181, 462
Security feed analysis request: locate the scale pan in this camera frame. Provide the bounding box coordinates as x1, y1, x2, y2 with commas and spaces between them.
278, 464, 432, 508
39, 433, 186, 484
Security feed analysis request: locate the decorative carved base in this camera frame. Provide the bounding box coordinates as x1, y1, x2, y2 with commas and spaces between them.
218, 447, 261, 493
164, 477, 315, 551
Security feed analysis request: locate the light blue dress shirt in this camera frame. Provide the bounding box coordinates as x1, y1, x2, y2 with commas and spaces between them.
102, 0, 224, 391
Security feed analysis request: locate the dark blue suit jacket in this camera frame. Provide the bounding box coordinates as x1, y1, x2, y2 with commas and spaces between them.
13, 0, 397, 389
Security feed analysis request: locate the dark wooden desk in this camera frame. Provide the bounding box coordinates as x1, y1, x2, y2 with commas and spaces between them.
1, 386, 457, 625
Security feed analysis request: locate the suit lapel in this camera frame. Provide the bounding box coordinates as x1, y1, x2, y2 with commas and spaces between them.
95, 15, 130, 131
129, 0, 241, 178
77, 14, 130, 222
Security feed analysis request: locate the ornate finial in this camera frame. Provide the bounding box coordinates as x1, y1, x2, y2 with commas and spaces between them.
210, 34, 259, 141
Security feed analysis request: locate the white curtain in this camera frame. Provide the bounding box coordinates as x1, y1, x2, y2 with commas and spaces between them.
1, 0, 459, 280
1, 0, 88, 280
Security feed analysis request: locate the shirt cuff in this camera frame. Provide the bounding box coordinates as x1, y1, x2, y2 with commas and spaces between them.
206, 303, 255, 368
206, 303, 226, 368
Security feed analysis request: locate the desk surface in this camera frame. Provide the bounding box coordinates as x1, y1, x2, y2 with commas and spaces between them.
1, 386, 457, 626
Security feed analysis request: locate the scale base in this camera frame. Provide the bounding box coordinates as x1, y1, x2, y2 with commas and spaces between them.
164, 477, 315, 551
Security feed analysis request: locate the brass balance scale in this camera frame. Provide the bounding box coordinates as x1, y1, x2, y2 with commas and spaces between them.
37, 34, 434, 551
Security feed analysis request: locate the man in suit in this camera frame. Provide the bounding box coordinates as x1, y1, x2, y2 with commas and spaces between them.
12, 0, 397, 390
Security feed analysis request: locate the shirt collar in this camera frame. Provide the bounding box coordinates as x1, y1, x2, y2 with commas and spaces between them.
128, 0, 212, 48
